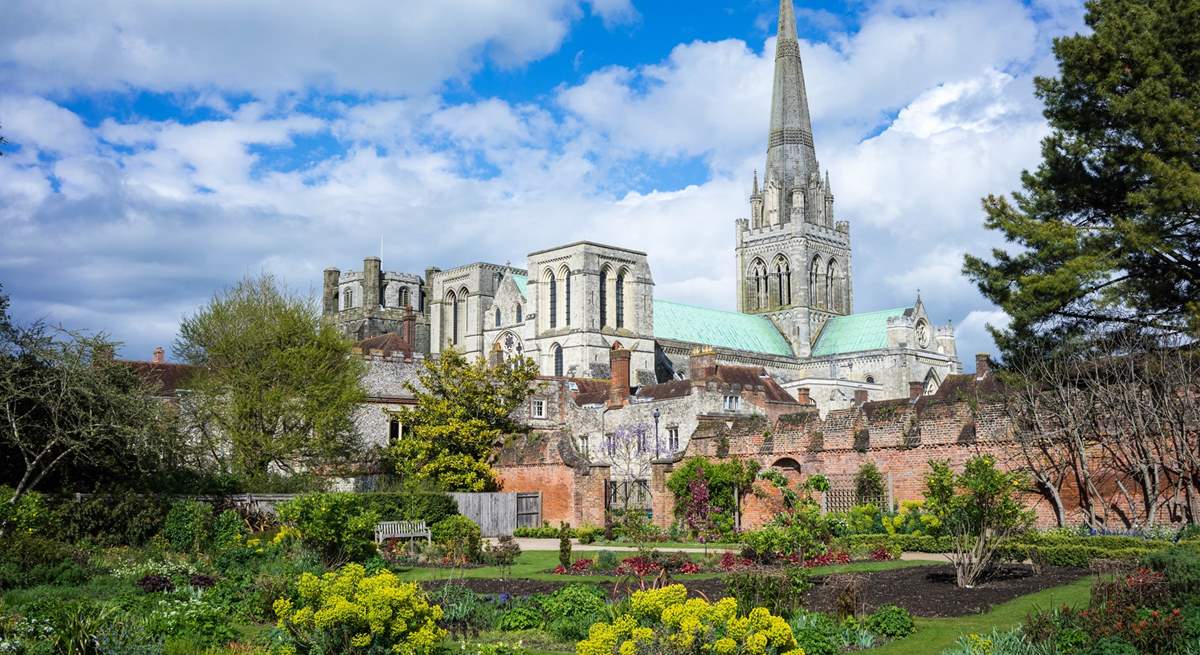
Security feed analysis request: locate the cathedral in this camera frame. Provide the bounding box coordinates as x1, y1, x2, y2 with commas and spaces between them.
321, 0, 961, 418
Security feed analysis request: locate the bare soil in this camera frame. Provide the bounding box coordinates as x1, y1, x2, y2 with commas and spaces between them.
421, 564, 1086, 617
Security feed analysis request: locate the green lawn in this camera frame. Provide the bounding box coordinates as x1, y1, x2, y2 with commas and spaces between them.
860, 577, 1092, 654
394, 550, 942, 583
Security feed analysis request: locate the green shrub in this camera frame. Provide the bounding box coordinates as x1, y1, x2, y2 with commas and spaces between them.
854, 463, 885, 505
162, 500, 213, 553
276, 492, 380, 565
1143, 544, 1200, 603
539, 583, 606, 641
1086, 637, 1139, 655
0, 487, 48, 537
51, 492, 172, 546
865, 604, 915, 639
497, 604, 543, 631
789, 610, 841, 655
429, 583, 500, 633
725, 567, 811, 617
431, 515, 483, 564
274, 563, 445, 654
210, 509, 245, 550
0, 535, 93, 589
597, 550, 618, 570
743, 517, 828, 561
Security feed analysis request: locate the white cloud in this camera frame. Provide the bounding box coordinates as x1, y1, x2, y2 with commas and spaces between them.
0, 0, 599, 95
955, 309, 1011, 367
586, 0, 639, 27
0, 0, 1088, 363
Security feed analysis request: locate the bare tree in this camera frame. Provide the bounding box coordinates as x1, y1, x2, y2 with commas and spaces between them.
0, 323, 165, 537
1005, 334, 1200, 529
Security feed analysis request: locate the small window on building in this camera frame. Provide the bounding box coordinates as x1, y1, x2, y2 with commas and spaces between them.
865, 375, 876, 384
495, 307, 501, 327
530, 399, 546, 419
344, 288, 354, 310
636, 429, 646, 453
577, 436, 589, 458
515, 304, 523, 323
606, 433, 616, 456
388, 417, 402, 444
723, 395, 741, 411
668, 426, 679, 452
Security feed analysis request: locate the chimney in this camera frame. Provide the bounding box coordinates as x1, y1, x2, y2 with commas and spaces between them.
975, 353, 991, 379
363, 257, 382, 309
854, 389, 869, 405
152, 346, 165, 364
608, 346, 632, 408
402, 308, 416, 360
795, 387, 811, 405
909, 381, 924, 400
322, 268, 341, 314
689, 346, 718, 382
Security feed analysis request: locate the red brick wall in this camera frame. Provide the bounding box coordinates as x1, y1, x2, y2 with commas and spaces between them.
498, 464, 576, 526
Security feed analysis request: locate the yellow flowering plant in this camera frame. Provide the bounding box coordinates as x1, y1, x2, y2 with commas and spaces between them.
273, 563, 446, 655
576, 585, 804, 655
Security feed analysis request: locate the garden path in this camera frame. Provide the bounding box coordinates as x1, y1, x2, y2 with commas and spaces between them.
495, 537, 951, 561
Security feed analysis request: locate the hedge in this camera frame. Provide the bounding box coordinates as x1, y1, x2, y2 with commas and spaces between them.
356, 492, 458, 525
844, 533, 1169, 566
845, 534, 953, 553
513, 526, 604, 541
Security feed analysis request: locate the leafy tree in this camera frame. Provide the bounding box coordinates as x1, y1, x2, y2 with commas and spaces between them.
666, 457, 760, 535
854, 461, 885, 506
925, 456, 1034, 587
174, 274, 365, 479
391, 347, 538, 491
0, 315, 166, 537
963, 0, 1200, 356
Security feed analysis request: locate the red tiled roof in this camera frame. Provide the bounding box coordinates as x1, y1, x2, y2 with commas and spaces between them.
354, 332, 411, 356
635, 379, 692, 401
709, 364, 798, 404
123, 361, 195, 395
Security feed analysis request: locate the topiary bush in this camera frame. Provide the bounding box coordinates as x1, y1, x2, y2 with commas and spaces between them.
276, 493, 380, 565
162, 500, 213, 553
865, 604, 915, 639
274, 563, 446, 654
432, 515, 483, 564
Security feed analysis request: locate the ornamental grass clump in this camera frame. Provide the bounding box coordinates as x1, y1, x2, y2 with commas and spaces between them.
575, 584, 804, 655
273, 563, 446, 655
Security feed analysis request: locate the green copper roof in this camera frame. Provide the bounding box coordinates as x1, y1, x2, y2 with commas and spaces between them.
653, 299, 792, 357
810, 307, 907, 357
511, 274, 527, 298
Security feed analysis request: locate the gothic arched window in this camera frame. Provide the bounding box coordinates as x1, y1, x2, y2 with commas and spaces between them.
563, 268, 572, 327
615, 270, 626, 329
809, 256, 822, 310
826, 259, 839, 312
599, 267, 608, 327
552, 344, 564, 377
546, 269, 557, 329
398, 286, 410, 308
446, 290, 458, 345
515, 304, 523, 323
750, 259, 768, 310
774, 256, 791, 306
495, 307, 501, 328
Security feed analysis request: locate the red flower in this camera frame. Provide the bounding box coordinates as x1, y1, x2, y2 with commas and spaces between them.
553, 565, 567, 574
680, 561, 702, 574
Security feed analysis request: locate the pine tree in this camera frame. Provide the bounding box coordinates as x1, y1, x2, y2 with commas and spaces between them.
963, 0, 1200, 356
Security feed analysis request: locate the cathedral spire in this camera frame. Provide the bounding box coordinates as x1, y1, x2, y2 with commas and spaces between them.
765, 0, 818, 189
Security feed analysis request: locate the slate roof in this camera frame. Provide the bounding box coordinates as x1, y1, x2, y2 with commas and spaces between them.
810, 307, 908, 357
652, 299, 792, 357
511, 274, 528, 298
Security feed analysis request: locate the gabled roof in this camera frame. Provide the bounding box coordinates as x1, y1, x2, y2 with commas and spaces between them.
354, 332, 411, 356
810, 307, 907, 357
123, 361, 195, 396
511, 274, 527, 298
653, 299, 793, 357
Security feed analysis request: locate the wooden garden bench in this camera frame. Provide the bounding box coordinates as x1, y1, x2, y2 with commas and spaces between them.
374, 520, 432, 545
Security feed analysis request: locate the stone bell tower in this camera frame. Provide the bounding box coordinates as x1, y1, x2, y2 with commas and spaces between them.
735, 0, 853, 357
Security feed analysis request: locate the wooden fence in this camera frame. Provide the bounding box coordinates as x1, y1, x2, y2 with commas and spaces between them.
449, 492, 542, 537
819, 473, 894, 513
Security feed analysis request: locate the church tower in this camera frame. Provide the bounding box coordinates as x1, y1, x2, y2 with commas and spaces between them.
735, 0, 852, 357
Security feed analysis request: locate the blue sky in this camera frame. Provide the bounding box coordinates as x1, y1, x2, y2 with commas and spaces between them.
0, 0, 1087, 366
